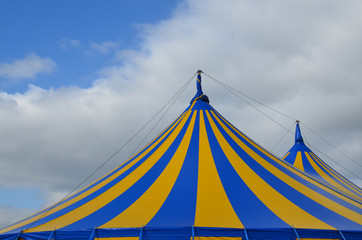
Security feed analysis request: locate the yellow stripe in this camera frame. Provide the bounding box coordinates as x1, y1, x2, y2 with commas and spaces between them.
189, 101, 197, 110
212, 111, 362, 209
206, 111, 334, 229
305, 153, 362, 202
210, 111, 362, 226
293, 152, 305, 171
0, 112, 187, 234
194, 94, 204, 102
282, 152, 290, 160
311, 153, 362, 195
100, 111, 197, 228
24, 111, 193, 232
195, 111, 243, 228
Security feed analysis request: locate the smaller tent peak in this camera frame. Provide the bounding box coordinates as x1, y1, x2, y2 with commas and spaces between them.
190, 70, 209, 104
295, 120, 304, 143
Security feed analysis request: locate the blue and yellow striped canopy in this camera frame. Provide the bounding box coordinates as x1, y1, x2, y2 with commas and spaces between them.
283, 122, 362, 203
0, 74, 361, 240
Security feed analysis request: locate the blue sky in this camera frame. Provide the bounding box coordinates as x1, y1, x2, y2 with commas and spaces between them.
0, 0, 361, 228
0, 187, 42, 209
0, 0, 178, 93
0, 0, 179, 214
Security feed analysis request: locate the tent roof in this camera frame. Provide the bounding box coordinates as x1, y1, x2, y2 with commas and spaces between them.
283, 122, 362, 202
1, 73, 361, 240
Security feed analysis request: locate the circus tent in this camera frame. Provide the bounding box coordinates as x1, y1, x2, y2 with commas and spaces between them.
282, 121, 362, 203
0, 72, 361, 240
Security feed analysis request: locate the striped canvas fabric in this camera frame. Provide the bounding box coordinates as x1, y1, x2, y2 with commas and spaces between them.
282, 122, 362, 204
0, 73, 361, 240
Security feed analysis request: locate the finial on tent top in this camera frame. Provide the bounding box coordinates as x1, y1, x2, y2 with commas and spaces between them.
190, 70, 209, 104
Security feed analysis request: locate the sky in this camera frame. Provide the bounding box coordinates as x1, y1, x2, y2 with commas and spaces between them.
1, 0, 362, 228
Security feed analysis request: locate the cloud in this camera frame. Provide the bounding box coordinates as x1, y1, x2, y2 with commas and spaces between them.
59, 39, 119, 56
0, 53, 56, 80
1, 0, 362, 228
89, 41, 119, 54
59, 38, 81, 49
0, 207, 35, 228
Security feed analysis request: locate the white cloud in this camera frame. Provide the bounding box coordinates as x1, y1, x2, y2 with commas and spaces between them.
1, 0, 362, 228
0, 53, 56, 80
59, 39, 119, 55
59, 38, 81, 49
89, 41, 119, 54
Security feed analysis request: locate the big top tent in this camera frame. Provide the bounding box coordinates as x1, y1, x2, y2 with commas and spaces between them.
282, 121, 362, 204
0, 72, 361, 240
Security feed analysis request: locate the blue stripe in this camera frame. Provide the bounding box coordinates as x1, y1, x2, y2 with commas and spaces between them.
311, 154, 362, 196
210, 112, 362, 230
285, 147, 320, 177
190, 101, 213, 111
60, 113, 194, 230
204, 111, 290, 228
146, 112, 200, 227
301, 153, 320, 177
6, 228, 362, 240
284, 149, 298, 165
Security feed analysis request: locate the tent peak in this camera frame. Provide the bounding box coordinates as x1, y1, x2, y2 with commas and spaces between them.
190, 70, 209, 104
295, 121, 304, 143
